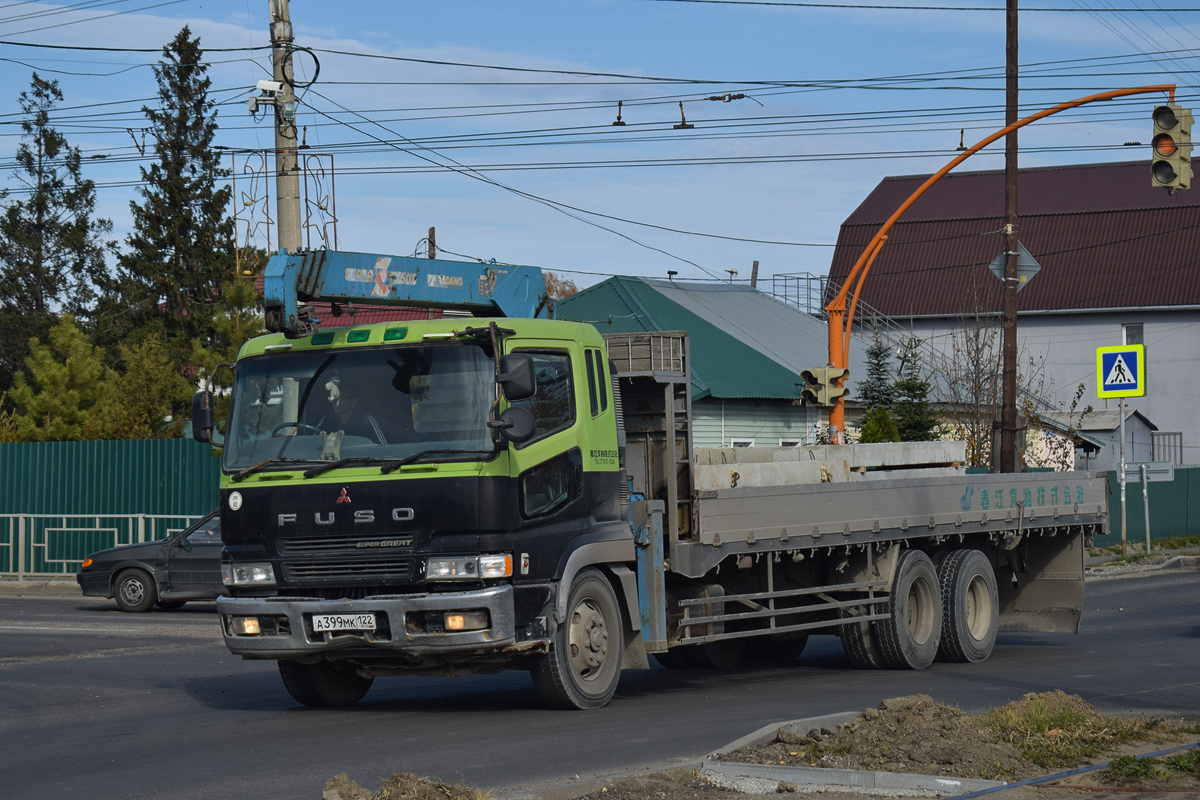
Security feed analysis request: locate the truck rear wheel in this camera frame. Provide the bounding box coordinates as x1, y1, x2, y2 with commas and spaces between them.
937, 549, 999, 663
746, 632, 809, 663
278, 659, 374, 706
875, 549, 942, 670
839, 605, 885, 669
532, 569, 623, 710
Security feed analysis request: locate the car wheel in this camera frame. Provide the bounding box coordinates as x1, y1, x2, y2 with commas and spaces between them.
156, 600, 187, 611
114, 569, 157, 613
278, 660, 374, 706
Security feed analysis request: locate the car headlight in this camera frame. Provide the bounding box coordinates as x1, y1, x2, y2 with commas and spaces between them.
222, 562, 276, 586
426, 554, 512, 581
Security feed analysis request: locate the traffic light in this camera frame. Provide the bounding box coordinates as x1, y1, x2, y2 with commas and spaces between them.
1151, 104, 1192, 192
800, 368, 823, 405
824, 367, 850, 404
799, 367, 851, 406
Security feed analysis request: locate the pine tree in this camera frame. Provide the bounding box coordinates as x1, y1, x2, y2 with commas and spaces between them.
892, 336, 939, 442
0, 73, 113, 394
103, 26, 233, 357
858, 333, 896, 411
859, 405, 901, 443
8, 315, 109, 441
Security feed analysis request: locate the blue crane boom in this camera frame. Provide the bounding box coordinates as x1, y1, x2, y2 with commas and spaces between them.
262, 249, 551, 338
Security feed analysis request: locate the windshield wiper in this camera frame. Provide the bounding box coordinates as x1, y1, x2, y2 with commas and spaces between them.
301, 448, 497, 479
379, 448, 496, 475
231, 457, 317, 482
303, 457, 397, 479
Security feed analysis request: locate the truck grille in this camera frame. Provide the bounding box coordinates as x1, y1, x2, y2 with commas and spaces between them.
282, 558, 416, 581
279, 534, 415, 555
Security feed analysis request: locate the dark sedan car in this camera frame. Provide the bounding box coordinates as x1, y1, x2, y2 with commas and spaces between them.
76, 511, 223, 612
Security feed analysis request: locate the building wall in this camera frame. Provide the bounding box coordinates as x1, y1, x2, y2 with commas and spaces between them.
692, 399, 822, 448
900, 309, 1200, 464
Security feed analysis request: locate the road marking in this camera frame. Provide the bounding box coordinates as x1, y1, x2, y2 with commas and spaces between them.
0, 625, 151, 634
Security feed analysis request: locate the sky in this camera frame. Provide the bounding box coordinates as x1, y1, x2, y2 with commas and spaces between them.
0, 0, 1197, 298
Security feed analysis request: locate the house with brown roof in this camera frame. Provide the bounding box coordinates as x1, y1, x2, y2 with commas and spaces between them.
828, 160, 1200, 466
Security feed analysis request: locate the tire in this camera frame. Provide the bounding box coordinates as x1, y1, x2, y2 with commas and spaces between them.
278, 660, 374, 707
746, 632, 810, 663
839, 604, 886, 669
114, 569, 157, 613
156, 600, 187, 611
532, 569, 624, 710
937, 549, 999, 663
875, 549, 942, 670
687, 638, 746, 669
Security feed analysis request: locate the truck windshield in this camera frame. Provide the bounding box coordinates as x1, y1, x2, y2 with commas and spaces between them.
223, 343, 496, 472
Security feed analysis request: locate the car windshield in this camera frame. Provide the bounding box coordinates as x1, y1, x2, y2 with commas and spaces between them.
223, 342, 497, 472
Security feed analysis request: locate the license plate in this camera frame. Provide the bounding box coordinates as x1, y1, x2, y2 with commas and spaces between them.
312, 613, 376, 632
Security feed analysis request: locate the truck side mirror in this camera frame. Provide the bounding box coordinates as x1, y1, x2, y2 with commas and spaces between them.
192, 390, 214, 444
497, 353, 536, 402
493, 406, 536, 444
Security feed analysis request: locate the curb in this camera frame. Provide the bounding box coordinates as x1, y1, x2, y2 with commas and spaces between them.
499, 712, 1006, 799
1085, 554, 1200, 581
701, 759, 1004, 796
0, 578, 83, 598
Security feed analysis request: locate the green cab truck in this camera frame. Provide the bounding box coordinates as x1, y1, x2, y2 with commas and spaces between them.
191, 250, 1108, 709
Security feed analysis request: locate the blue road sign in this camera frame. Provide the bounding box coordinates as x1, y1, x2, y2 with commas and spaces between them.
1096, 345, 1145, 398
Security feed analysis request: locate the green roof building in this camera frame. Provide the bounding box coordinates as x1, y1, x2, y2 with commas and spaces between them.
556, 277, 870, 447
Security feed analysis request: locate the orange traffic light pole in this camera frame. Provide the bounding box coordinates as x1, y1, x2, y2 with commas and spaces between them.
825, 83, 1176, 441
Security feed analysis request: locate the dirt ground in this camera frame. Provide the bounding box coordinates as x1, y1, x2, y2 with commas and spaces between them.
323, 692, 1199, 800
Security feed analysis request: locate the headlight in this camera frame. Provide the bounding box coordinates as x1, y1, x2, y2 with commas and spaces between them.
479, 554, 513, 578
426, 554, 512, 581
222, 562, 276, 586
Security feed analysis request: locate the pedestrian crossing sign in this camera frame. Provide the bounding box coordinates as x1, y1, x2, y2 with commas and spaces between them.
1096, 345, 1144, 398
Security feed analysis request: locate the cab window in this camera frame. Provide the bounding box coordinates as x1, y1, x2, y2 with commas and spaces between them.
510, 351, 574, 446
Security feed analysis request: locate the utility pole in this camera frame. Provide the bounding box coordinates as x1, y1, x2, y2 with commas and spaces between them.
270, 0, 302, 253
998, 0, 1020, 472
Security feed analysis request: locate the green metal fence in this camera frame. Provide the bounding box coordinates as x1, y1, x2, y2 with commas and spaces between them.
1097, 467, 1200, 547
0, 438, 220, 515
0, 439, 221, 577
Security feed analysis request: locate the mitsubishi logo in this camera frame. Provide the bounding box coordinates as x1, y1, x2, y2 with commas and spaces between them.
336, 488, 352, 504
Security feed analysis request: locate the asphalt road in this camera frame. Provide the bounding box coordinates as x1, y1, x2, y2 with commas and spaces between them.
3, 571, 1199, 800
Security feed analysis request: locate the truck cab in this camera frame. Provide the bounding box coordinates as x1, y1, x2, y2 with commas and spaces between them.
202, 317, 638, 708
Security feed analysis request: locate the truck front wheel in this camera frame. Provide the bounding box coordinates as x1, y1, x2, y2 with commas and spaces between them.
533, 569, 623, 710
278, 659, 374, 707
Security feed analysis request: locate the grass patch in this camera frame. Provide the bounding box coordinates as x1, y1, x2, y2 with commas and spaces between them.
1101, 754, 1163, 781
1156, 535, 1200, 550
978, 691, 1170, 769
1099, 749, 1200, 783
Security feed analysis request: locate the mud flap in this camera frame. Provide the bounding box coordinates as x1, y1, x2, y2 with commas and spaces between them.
997, 529, 1084, 633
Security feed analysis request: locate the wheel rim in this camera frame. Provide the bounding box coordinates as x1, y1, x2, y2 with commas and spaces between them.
568, 597, 610, 682
906, 578, 936, 644
121, 578, 146, 605
964, 574, 992, 639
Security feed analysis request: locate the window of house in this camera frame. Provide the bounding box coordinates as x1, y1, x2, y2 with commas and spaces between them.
731, 438, 755, 448
1124, 323, 1144, 347
779, 438, 803, 447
